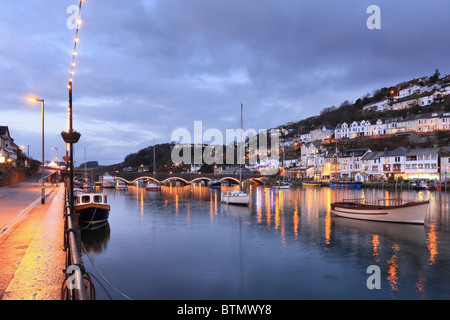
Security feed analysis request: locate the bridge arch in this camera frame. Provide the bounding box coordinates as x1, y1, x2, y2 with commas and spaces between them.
190, 177, 212, 184
131, 176, 161, 184
246, 177, 266, 185
218, 177, 240, 184
114, 176, 131, 184
161, 177, 190, 185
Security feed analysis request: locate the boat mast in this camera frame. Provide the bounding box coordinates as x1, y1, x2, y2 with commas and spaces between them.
153, 138, 156, 180
240, 103, 243, 190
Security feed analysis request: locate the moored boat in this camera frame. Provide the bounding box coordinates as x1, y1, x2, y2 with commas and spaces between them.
146, 181, 161, 191
412, 180, 429, 190
221, 190, 250, 205
115, 180, 128, 190
209, 178, 221, 189
302, 181, 322, 186
101, 173, 115, 188
273, 181, 290, 189
329, 181, 362, 189
74, 193, 111, 225
330, 198, 429, 224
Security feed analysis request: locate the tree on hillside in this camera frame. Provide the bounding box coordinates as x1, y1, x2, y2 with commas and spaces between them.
430, 68, 440, 83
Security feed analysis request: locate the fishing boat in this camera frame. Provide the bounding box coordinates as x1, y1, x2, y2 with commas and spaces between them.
115, 180, 128, 190
329, 181, 362, 189
101, 173, 115, 188
273, 181, 290, 189
330, 198, 429, 224
221, 189, 250, 205
74, 192, 110, 225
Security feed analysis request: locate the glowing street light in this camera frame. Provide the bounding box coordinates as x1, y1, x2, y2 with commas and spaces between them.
28, 97, 46, 204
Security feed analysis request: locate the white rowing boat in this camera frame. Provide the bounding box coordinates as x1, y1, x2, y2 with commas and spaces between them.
330, 198, 429, 224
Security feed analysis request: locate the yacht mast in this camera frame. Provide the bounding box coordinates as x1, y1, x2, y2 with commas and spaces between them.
240, 103, 243, 190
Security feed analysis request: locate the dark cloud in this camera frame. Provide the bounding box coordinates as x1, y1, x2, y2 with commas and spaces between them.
1, 1, 450, 165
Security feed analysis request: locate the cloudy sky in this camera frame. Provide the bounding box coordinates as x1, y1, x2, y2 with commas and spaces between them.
1, 0, 450, 166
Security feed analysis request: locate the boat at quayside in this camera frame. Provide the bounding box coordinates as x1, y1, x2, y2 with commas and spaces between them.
74, 193, 111, 225
330, 197, 429, 224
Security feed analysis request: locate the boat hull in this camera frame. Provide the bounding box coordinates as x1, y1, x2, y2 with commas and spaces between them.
329, 182, 362, 189
75, 204, 110, 225
331, 201, 429, 224
302, 182, 321, 186
102, 181, 115, 188
221, 192, 250, 205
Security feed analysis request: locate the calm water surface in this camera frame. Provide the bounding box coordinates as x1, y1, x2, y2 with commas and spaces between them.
81, 184, 450, 300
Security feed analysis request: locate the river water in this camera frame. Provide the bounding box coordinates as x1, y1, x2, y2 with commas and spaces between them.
80, 184, 450, 300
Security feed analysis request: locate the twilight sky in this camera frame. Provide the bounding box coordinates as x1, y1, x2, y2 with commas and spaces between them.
1, 0, 450, 166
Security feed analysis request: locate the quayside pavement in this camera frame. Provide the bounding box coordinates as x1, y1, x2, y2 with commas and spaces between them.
0, 177, 66, 300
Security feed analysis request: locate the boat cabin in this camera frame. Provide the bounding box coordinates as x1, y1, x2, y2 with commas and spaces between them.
76, 193, 108, 205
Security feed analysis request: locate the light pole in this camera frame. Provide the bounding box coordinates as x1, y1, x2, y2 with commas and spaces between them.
28, 97, 45, 204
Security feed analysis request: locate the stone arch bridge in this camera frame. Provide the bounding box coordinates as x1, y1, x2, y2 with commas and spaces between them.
112, 172, 268, 186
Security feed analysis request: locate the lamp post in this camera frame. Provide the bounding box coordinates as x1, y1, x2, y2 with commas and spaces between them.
28, 97, 45, 204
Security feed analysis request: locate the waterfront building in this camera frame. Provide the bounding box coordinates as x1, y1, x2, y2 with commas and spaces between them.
337, 148, 371, 181
360, 147, 440, 180
323, 150, 339, 180
300, 141, 325, 169
361, 150, 386, 181
404, 147, 440, 180
440, 146, 450, 181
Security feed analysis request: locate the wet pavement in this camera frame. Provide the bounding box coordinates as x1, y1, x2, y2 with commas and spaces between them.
0, 181, 65, 300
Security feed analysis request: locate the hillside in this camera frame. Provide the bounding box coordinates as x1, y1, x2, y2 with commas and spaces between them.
98, 70, 450, 173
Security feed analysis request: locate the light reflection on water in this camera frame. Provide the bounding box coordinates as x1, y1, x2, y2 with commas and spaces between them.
81, 184, 450, 300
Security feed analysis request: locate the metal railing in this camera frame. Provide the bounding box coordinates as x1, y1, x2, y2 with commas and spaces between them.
61, 177, 94, 300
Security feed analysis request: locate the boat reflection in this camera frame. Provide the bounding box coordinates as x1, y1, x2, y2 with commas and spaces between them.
81, 222, 111, 253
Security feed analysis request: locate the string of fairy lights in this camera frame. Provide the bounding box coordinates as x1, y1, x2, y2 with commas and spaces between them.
67, 0, 83, 132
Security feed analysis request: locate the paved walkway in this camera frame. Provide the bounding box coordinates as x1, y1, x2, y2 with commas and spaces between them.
0, 184, 66, 300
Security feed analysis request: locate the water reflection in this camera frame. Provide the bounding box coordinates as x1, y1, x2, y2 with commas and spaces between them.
81, 184, 450, 300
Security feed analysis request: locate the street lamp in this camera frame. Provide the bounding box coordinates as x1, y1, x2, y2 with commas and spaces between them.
28, 97, 45, 204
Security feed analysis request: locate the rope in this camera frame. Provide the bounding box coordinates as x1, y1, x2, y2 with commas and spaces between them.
81, 241, 133, 300
78, 203, 99, 229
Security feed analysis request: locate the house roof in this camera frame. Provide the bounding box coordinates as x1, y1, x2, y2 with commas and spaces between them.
0, 126, 11, 139
406, 148, 441, 156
